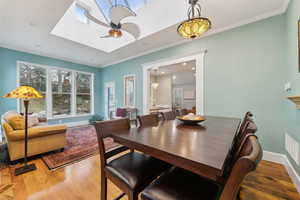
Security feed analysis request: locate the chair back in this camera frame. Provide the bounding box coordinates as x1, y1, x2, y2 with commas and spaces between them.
181, 109, 188, 115
238, 112, 253, 135
224, 119, 258, 178
162, 111, 176, 121
220, 135, 263, 200
94, 119, 130, 168
138, 114, 159, 127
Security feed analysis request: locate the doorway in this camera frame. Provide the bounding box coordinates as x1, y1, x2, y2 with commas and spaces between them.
142, 52, 206, 115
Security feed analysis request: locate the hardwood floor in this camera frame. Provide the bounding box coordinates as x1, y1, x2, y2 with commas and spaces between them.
0, 156, 299, 200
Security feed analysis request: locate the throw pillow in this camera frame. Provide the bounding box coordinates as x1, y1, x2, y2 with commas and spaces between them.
6, 114, 25, 130
28, 115, 39, 127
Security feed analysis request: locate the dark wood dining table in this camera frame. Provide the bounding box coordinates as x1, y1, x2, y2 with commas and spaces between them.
112, 116, 241, 183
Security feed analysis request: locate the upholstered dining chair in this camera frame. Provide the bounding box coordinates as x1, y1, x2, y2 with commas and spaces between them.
138, 114, 159, 127
162, 111, 176, 121
94, 119, 171, 200
140, 135, 263, 200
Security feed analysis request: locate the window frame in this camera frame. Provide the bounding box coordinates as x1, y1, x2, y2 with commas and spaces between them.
123, 74, 136, 108
17, 61, 94, 120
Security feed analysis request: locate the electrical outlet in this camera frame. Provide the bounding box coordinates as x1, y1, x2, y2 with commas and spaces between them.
285, 133, 299, 165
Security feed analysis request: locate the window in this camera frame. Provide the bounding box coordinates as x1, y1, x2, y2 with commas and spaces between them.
19, 62, 47, 114
76, 73, 92, 114
51, 69, 72, 116
124, 75, 135, 107
18, 61, 94, 118
95, 0, 150, 22
75, 4, 88, 24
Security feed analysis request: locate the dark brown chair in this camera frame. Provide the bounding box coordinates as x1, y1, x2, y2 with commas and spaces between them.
238, 112, 253, 135
175, 108, 189, 116
140, 135, 263, 200
162, 111, 176, 120
94, 119, 171, 200
138, 114, 159, 127
181, 108, 189, 115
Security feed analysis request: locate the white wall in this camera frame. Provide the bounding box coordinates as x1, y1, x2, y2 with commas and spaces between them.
172, 71, 196, 109
157, 75, 172, 107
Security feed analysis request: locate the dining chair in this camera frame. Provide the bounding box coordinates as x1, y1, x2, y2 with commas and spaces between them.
138, 114, 159, 127
181, 108, 189, 115
162, 111, 176, 120
94, 119, 171, 200
140, 135, 263, 200
229, 112, 255, 158
238, 112, 253, 135
224, 116, 257, 178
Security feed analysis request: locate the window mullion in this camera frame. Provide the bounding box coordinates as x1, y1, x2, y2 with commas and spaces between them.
71, 72, 76, 116
46, 68, 52, 118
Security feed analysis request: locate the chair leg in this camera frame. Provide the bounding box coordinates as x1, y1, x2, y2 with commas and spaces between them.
128, 191, 138, 200
101, 176, 107, 200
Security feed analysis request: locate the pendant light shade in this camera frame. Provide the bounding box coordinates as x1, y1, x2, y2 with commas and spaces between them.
178, 0, 211, 39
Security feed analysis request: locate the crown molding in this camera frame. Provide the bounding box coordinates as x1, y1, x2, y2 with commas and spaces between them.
100, 0, 290, 68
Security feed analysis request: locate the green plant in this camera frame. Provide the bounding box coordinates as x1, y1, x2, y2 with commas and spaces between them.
89, 114, 104, 124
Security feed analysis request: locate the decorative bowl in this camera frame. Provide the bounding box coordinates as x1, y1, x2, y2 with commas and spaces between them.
176, 115, 206, 125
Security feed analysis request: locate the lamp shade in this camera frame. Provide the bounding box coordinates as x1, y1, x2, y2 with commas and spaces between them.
3, 86, 43, 99
177, 17, 211, 39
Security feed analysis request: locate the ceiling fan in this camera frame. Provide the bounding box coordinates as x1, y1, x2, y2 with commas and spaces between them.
85, 1, 141, 39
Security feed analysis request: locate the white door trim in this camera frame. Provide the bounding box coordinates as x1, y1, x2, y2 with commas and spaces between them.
104, 81, 115, 119
142, 51, 206, 114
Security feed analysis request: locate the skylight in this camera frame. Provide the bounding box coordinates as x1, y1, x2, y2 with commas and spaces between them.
52, 0, 188, 53
75, 4, 88, 24
95, 0, 149, 22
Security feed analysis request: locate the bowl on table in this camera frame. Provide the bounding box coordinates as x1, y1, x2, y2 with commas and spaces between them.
176, 114, 206, 125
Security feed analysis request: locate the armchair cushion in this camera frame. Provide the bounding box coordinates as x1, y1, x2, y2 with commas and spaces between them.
6, 125, 67, 141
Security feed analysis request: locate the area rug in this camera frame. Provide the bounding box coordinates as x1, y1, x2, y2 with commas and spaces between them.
42, 125, 119, 170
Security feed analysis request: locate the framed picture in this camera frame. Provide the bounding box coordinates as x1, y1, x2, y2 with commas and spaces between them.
298, 19, 300, 72
183, 90, 195, 100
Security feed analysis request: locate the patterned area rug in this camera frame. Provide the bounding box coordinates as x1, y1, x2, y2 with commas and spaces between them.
42, 125, 119, 170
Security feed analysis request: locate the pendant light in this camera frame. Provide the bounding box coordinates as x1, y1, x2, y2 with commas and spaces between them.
178, 0, 211, 39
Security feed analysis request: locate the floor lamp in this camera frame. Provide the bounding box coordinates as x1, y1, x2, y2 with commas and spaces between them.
4, 86, 43, 175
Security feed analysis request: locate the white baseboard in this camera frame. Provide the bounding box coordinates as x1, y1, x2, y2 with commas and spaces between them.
64, 120, 89, 127
263, 151, 300, 193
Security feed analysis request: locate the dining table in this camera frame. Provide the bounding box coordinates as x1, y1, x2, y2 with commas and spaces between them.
112, 116, 241, 183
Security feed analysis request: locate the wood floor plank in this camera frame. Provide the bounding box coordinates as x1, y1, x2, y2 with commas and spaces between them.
0, 157, 299, 200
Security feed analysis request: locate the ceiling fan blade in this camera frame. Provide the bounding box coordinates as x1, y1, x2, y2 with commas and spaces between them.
110, 6, 136, 25
121, 22, 140, 39
100, 35, 113, 38
85, 12, 110, 28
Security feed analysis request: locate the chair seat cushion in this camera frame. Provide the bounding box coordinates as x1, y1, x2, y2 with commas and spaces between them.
141, 168, 222, 200
105, 152, 171, 190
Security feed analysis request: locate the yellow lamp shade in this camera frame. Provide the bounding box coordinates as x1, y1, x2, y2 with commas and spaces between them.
177, 17, 211, 39
3, 86, 43, 99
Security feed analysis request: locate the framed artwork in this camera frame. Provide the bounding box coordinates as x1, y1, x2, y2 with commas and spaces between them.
183, 90, 195, 100
298, 19, 300, 72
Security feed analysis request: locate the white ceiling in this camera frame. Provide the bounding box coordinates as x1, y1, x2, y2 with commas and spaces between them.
0, 0, 289, 68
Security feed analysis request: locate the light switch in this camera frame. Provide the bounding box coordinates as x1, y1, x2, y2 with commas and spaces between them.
285, 82, 292, 91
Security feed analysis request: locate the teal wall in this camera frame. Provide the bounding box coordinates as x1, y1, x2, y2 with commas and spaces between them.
100, 15, 287, 155
284, 0, 300, 175
0, 47, 102, 123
